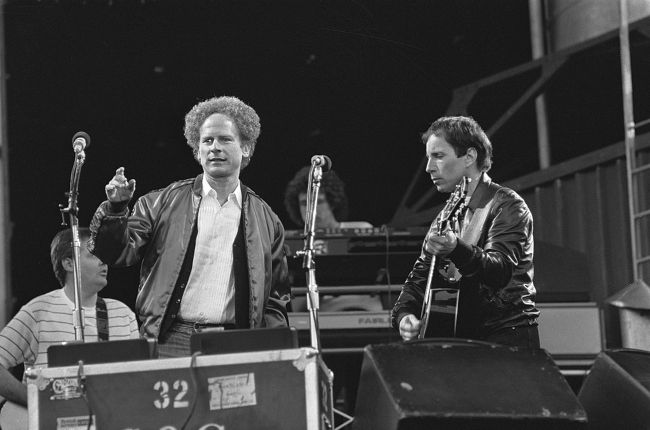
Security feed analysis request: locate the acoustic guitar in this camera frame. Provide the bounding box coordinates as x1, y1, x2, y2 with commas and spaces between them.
418, 176, 469, 339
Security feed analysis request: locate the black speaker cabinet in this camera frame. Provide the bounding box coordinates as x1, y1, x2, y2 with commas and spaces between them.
578, 349, 650, 430
354, 339, 587, 430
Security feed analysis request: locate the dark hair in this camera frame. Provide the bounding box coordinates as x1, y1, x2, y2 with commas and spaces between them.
50, 228, 91, 286
422, 116, 493, 172
284, 166, 349, 227
184, 96, 261, 169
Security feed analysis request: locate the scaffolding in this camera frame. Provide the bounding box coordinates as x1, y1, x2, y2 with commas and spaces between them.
620, 0, 650, 284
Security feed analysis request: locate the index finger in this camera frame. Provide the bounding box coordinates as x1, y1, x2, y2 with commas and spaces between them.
115, 167, 125, 176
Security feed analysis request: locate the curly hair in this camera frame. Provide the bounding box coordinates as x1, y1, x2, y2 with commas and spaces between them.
50, 227, 91, 287
422, 116, 493, 172
184, 96, 261, 169
284, 166, 349, 227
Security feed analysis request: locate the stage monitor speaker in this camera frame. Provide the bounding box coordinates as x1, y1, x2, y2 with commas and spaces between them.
578, 349, 650, 430
354, 339, 587, 430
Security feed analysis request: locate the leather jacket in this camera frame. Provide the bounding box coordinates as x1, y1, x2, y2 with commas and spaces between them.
392, 174, 539, 338
89, 174, 290, 339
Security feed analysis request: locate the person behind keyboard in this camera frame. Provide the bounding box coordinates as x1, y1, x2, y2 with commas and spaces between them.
284, 166, 372, 231
283, 165, 379, 414
283, 166, 378, 312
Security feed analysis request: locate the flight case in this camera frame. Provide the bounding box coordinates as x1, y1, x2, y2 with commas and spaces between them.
26, 347, 333, 430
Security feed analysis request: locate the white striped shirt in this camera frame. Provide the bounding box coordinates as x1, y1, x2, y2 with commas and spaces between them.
0, 289, 139, 374
178, 178, 242, 324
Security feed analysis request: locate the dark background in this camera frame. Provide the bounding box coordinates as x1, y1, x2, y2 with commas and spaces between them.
3, 0, 645, 310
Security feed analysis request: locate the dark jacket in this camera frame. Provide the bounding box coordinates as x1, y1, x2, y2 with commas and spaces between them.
391, 173, 539, 339
88, 174, 290, 340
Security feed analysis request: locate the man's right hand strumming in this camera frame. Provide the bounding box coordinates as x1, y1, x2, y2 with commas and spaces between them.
399, 314, 421, 341
105, 167, 136, 203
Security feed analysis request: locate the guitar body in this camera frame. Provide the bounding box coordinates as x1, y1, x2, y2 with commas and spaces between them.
0, 400, 28, 430
420, 287, 460, 338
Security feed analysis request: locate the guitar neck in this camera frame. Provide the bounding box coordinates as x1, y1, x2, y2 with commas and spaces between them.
418, 254, 438, 339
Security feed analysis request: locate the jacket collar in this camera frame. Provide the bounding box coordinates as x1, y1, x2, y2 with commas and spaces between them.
467, 172, 498, 210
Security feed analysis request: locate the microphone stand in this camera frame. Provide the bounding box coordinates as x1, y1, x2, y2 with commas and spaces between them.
59, 147, 87, 342
301, 163, 324, 352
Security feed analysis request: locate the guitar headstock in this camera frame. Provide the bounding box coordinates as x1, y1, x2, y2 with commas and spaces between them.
435, 176, 470, 234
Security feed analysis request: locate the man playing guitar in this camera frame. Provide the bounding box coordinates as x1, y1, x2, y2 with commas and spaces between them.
392, 116, 540, 348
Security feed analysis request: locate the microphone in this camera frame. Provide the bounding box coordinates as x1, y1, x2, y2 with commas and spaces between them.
72, 131, 91, 153
311, 155, 332, 172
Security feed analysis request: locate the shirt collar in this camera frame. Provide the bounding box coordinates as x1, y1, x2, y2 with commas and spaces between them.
60, 288, 96, 311
201, 175, 242, 208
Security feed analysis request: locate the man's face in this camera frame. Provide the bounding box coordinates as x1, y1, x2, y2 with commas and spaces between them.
76, 243, 108, 294
425, 134, 468, 193
298, 192, 337, 228
197, 113, 249, 181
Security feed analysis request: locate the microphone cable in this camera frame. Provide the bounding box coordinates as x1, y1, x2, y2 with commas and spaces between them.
180, 351, 202, 430
75, 360, 94, 430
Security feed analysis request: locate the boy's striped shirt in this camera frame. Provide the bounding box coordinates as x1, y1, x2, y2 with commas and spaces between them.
0, 289, 139, 374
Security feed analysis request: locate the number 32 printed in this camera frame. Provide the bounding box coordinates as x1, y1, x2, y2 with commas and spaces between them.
153, 380, 190, 409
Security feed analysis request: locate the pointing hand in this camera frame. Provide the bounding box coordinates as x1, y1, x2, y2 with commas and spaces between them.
105, 167, 136, 203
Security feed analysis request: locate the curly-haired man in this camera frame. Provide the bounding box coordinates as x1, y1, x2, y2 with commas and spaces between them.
88, 96, 290, 357
284, 166, 351, 229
